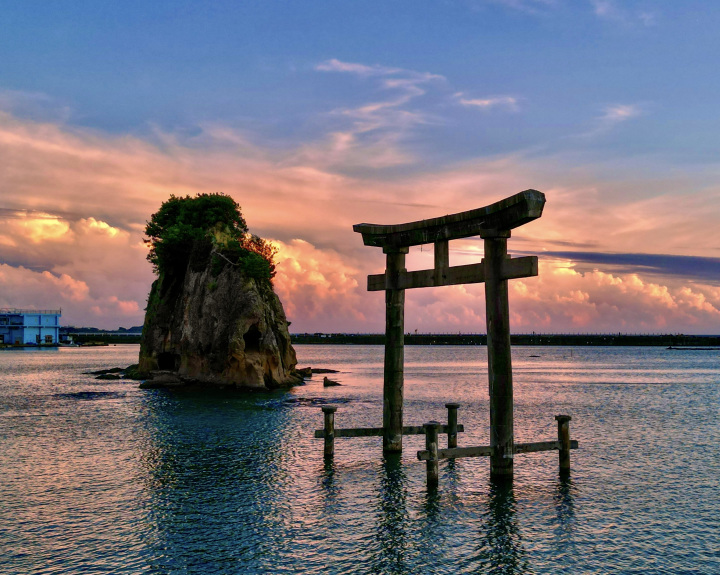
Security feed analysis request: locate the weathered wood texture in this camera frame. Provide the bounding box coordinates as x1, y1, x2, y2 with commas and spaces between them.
314, 424, 464, 439
321, 406, 337, 458
556, 414, 572, 473
417, 440, 579, 461
354, 189, 545, 249
418, 444, 492, 461
383, 248, 408, 453
424, 422, 441, 488
446, 403, 460, 449
484, 233, 514, 478
367, 256, 537, 291
434, 241, 449, 286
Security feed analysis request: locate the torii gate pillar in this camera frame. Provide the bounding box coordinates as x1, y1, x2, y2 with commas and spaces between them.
383, 246, 409, 452
482, 230, 514, 477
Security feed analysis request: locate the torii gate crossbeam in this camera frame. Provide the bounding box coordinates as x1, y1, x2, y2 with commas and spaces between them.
354, 189, 546, 478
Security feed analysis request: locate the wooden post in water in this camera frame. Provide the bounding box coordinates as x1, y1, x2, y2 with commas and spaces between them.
482, 230, 514, 478
322, 405, 338, 458
555, 415, 572, 474
445, 403, 460, 448
383, 247, 409, 453
424, 421, 441, 488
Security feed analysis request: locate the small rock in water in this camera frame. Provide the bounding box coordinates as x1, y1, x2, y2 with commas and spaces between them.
123, 364, 148, 380
295, 367, 312, 378
323, 376, 341, 387
282, 397, 350, 406
139, 380, 186, 390
54, 391, 125, 400
314, 368, 340, 374
84, 367, 124, 375
95, 373, 122, 380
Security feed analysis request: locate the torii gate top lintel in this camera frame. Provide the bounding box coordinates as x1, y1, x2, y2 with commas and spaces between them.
353, 189, 545, 249
354, 189, 545, 293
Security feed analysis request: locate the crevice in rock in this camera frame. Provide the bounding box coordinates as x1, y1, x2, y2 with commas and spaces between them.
157, 352, 180, 371
243, 323, 262, 352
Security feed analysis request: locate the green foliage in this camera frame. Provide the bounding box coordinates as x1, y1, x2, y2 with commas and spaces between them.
145, 193, 248, 274
241, 251, 273, 282
210, 238, 276, 282
145, 193, 277, 284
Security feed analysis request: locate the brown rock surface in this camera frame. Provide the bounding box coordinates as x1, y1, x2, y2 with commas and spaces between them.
138, 254, 299, 390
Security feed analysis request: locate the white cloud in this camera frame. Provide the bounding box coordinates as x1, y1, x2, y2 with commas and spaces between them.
573, 103, 644, 137
600, 104, 642, 124
306, 59, 446, 169
590, 1, 657, 27
316, 59, 443, 84
483, 0, 557, 14
457, 94, 520, 111
315, 59, 402, 77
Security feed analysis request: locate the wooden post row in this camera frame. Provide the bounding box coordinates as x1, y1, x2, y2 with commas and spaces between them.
419, 414, 577, 486
318, 403, 463, 458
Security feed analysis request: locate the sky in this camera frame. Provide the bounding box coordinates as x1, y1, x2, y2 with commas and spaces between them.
1, 0, 720, 333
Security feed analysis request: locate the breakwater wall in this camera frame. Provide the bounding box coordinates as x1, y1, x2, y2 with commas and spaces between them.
291, 333, 720, 346
65, 331, 720, 347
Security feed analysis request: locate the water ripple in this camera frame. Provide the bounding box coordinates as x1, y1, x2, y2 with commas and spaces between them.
1, 345, 720, 574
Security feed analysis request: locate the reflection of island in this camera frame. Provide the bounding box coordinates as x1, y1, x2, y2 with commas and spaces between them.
475, 480, 531, 574
136, 391, 294, 573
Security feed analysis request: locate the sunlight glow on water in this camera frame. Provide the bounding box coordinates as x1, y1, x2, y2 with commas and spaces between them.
1, 345, 719, 574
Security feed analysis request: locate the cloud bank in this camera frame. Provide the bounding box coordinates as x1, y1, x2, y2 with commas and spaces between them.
1, 60, 720, 333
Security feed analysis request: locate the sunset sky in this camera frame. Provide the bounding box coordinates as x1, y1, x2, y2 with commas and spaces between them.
2, 1, 720, 333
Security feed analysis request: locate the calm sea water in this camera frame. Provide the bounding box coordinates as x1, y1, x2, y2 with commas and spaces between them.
1, 344, 719, 574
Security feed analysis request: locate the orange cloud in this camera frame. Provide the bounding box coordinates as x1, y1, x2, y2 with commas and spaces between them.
273, 239, 371, 331
2, 108, 720, 333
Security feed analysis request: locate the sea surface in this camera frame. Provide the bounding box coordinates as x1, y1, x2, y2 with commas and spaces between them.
1, 344, 719, 574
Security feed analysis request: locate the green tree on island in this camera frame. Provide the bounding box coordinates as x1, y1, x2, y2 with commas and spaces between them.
144, 193, 277, 282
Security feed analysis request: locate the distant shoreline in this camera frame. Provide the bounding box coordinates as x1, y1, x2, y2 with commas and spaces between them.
54, 332, 720, 347
291, 333, 720, 347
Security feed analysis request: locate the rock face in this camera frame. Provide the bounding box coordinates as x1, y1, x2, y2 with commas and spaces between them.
138, 252, 299, 390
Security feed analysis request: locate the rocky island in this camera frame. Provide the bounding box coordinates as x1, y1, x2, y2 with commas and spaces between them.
137, 193, 302, 390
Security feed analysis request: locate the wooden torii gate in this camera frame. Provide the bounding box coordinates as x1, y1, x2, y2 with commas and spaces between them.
353, 189, 545, 478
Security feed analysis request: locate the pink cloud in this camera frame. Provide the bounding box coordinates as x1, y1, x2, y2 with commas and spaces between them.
273, 239, 372, 332
1, 108, 720, 334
